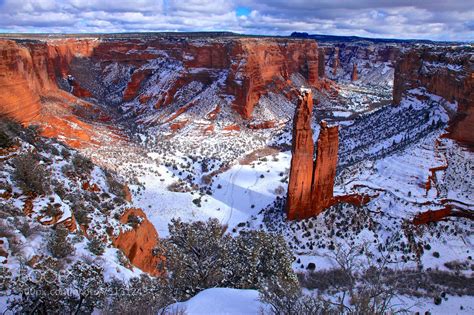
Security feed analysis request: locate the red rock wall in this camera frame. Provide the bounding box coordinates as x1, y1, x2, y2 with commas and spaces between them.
0, 39, 97, 123
287, 90, 340, 220
226, 39, 319, 119
393, 48, 473, 146
0, 40, 42, 122
1, 37, 321, 124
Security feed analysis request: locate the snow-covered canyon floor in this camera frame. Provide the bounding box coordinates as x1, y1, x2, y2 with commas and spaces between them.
77, 83, 473, 313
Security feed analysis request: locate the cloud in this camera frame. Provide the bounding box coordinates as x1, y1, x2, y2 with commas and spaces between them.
0, 0, 472, 41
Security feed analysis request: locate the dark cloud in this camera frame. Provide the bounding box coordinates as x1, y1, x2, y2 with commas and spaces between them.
0, 0, 472, 41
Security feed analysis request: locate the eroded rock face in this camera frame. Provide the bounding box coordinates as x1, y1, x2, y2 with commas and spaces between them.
323, 44, 399, 85
1, 36, 322, 133
112, 208, 162, 276
351, 63, 358, 81
287, 91, 315, 219
0, 40, 42, 122
0, 39, 103, 148
123, 69, 153, 102
226, 39, 319, 118
311, 121, 339, 215
393, 47, 473, 147
287, 91, 340, 220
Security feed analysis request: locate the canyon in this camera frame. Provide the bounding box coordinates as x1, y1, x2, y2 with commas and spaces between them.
0, 33, 473, 312
393, 47, 473, 147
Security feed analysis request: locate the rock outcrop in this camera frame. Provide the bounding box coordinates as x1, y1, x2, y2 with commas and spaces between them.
113, 208, 162, 276
287, 90, 315, 218
332, 47, 340, 75
393, 47, 473, 147
287, 90, 340, 220
351, 63, 358, 81
226, 39, 319, 118
311, 120, 339, 214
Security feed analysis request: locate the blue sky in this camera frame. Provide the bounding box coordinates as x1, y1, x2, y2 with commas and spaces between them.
0, 0, 472, 41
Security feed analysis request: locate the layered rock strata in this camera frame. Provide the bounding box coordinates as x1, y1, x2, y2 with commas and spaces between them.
0, 36, 322, 130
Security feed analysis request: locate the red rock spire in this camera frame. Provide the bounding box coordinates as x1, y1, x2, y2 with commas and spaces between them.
351, 63, 358, 81
287, 90, 339, 220
287, 89, 315, 219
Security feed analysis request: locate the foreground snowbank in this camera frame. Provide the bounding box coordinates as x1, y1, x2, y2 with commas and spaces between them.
168, 288, 267, 315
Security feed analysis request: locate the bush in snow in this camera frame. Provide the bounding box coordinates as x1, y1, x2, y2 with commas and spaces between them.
72, 154, 94, 175
47, 225, 75, 258
0, 129, 13, 148
11, 152, 51, 195
224, 230, 298, 292
105, 170, 127, 200
7, 258, 67, 314
157, 219, 299, 301
157, 218, 230, 300
87, 236, 105, 256
6, 258, 106, 314
104, 274, 176, 315
73, 203, 92, 226
63, 261, 106, 313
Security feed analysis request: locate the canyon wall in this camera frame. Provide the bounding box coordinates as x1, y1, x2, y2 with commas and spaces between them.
323, 43, 399, 85
0, 39, 98, 123
0, 36, 320, 126
287, 90, 339, 220
393, 47, 473, 146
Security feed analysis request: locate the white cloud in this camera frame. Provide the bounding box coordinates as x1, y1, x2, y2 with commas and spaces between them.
0, 0, 472, 41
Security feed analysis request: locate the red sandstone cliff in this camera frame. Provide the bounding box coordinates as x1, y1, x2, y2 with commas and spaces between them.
287, 90, 340, 220
1, 36, 322, 130
393, 47, 473, 146
0, 40, 42, 122
226, 39, 319, 119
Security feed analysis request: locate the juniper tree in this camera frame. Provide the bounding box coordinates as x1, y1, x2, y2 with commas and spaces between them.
64, 261, 106, 314
157, 218, 230, 299
47, 225, 74, 258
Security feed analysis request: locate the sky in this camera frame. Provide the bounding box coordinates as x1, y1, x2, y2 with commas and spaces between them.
0, 0, 472, 41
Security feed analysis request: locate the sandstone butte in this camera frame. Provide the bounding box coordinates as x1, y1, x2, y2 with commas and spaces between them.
287, 90, 340, 220
393, 48, 474, 148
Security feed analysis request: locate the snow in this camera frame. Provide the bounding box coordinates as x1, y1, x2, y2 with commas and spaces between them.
169, 288, 266, 315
